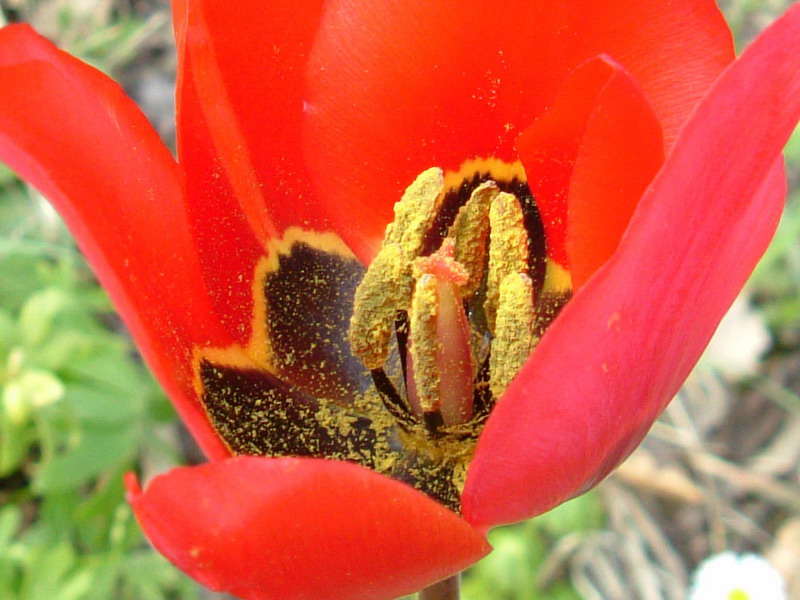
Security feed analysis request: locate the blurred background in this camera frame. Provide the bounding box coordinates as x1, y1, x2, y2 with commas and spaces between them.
0, 1, 798, 598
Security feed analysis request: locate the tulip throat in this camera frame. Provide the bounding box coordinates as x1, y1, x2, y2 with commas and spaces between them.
193, 161, 572, 513
350, 164, 567, 436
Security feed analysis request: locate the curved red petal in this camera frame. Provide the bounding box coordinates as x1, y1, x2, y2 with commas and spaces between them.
128, 457, 490, 600
173, 0, 339, 344
0, 25, 229, 459
463, 5, 800, 530
303, 0, 731, 260
175, 0, 327, 236
517, 56, 664, 275
174, 50, 267, 346
564, 68, 664, 290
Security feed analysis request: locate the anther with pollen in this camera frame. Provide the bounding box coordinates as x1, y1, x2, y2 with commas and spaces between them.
349, 165, 544, 435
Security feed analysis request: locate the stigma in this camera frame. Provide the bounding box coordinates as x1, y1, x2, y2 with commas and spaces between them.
350, 165, 556, 434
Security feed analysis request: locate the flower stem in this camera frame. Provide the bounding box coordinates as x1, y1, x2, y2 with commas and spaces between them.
418, 574, 461, 600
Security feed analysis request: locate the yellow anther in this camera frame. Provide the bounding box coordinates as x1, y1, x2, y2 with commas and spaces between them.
349, 243, 405, 370
350, 169, 448, 370
485, 192, 529, 333
409, 274, 442, 414
489, 273, 537, 399
349, 164, 556, 433
385, 167, 444, 258
449, 181, 498, 298
383, 167, 444, 310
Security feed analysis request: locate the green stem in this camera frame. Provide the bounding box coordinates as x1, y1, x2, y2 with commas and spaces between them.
418, 574, 461, 600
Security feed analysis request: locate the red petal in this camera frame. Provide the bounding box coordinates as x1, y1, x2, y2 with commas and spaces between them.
463, 5, 800, 530
0, 25, 229, 459
517, 56, 664, 279
303, 0, 732, 260
175, 0, 327, 235
174, 50, 267, 346
172, 0, 337, 344
128, 457, 489, 600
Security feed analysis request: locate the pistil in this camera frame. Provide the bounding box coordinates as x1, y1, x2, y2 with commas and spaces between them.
409, 239, 475, 428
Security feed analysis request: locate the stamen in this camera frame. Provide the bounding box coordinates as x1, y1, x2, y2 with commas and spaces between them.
350, 169, 445, 371
385, 167, 445, 309
489, 273, 537, 398
408, 274, 441, 415
349, 243, 405, 369
385, 167, 444, 254
485, 192, 530, 333
350, 165, 556, 437
370, 367, 413, 425
448, 181, 498, 298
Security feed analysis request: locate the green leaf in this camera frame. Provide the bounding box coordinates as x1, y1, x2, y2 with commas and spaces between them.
33, 426, 136, 493
784, 123, 800, 166
463, 522, 545, 600
543, 582, 581, 600
0, 505, 21, 549
0, 162, 15, 186
75, 558, 122, 600
122, 551, 200, 600
536, 491, 604, 537
0, 308, 18, 356
0, 256, 49, 313
5, 368, 65, 420
18, 287, 77, 348
18, 543, 77, 600
53, 566, 95, 600
27, 329, 99, 372
0, 397, 34, 476
64, 382, 141, 425
64, 347, 149, 397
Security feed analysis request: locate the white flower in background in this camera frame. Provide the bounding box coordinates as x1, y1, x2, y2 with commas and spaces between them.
699, 293, 771, 379
689, 552, 786, 600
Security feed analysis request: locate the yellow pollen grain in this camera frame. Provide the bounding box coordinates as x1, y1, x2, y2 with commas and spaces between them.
449, 181, 498, 298
485, 192, 529, 332
409, 274, 442, 414
489, 273, 537, 399
349, 243, 405, 370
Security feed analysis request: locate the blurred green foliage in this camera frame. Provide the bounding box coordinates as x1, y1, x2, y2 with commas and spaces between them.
0, 185, 198, 597
750, 130, 800, 350
462, 493, 603, 600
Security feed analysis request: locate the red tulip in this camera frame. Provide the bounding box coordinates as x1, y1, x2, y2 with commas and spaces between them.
1, 1, 799, 598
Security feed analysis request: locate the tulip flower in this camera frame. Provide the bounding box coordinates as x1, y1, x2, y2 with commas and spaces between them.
1, 1, 800, 599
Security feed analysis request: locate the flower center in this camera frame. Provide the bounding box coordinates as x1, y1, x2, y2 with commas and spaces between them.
193, 160, 571, 513
350, 165, 568, 435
